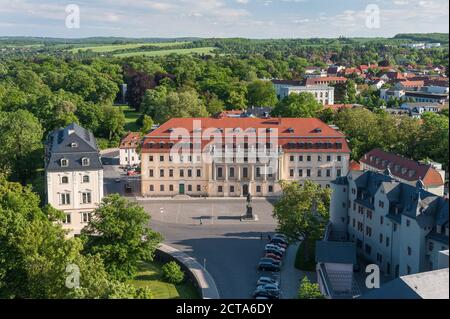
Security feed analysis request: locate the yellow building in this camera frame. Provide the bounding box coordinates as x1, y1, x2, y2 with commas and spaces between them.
141, 117, 351, 197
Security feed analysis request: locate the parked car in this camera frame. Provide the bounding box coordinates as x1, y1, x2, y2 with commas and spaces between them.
257, 277, 279, 287
114, 178, 121, 183
258, 261, 281, 272
253, 291, 279, 299
265, 244, 285, 253
271, 237, 288, 246
127, 170, 137, 176
260, 258, 281, 266
273, 233, 288, 241
271, 240, 288, 249
253, 284, 280, 298
265, 253, 282, 261
264, 248, 283, 258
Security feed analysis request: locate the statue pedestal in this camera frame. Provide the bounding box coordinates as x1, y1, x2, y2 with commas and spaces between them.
241, 203, 258, 222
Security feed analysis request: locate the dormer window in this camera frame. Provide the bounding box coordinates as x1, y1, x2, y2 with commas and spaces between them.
61, 159, 69, 167
71, 142, 78, 148
82, 157, 90, 167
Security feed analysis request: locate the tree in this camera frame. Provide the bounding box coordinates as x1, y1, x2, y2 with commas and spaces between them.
81, 194, 162, 281
272, 92, 322, 118
140, 115, 154, 136
247, 80, 277, 107
140, 85, 169, 118
0, 178, 151, 299
0, 110, 44, 184
418, 113, 449, 170
98, 105, 126, 142
125, 69, 156, 111
153, 89, 208, 123
298, 277, 324, 299
273, 181, 330, 262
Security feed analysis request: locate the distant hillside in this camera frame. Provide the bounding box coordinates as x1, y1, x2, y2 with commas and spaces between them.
393, 33, 449, 44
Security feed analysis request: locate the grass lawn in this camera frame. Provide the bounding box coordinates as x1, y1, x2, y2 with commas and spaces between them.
69, 41, 190, 53
117, 104, 141, 132
129, 261, 200, 299
294, 238, 317, 271
114, 47, 217, 57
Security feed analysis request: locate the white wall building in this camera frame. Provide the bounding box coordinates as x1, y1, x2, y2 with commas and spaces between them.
119, 132, 142, 167
278, 85, 335, 105
45, 123, 104, 237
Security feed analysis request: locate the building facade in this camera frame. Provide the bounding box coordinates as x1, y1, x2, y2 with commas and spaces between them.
45, 123, 104, 236
119, 132, 142, 167
279, 85, 335, 105
330, 170, 449, 278
140, 117, 350, 198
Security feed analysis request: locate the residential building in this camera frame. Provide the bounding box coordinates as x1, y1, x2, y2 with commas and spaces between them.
45, 123, 104, 236
399, 102, 448, 118
329, 169, 449, 279
360, 149, 446, 196
119, 132, 142, 167
140, 117, 350, 198
380, 88, 448, 104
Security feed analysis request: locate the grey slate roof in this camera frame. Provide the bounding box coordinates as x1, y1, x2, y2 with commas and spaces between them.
361, 268, 449, 299
45, 123, 103, 172
315, 241, 357, 264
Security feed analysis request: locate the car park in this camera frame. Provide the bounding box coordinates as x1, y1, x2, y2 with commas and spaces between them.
271, 237, 288, 246
273, 233, 288, 241
271, 240, 288, 249
258, 261, 281, 272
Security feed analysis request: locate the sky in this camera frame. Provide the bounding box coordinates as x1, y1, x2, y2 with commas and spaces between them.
0, 0, 448, 39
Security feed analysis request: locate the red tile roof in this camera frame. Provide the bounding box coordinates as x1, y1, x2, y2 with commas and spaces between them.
120, 132, 141, 149
397, 80, 425, 88
142, 118, 350, 154
349, 160, 361, 171
360, 149, 444, 187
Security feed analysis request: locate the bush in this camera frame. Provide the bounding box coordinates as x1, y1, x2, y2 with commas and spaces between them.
162, 261, 185, 285
294, 238, 316, 271
298, 276, 324, 299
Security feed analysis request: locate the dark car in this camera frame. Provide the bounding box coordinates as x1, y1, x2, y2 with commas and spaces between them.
260, 258, 281, 266
253, 284, 280, 298
253, 291, 279, 299
258, 261, 281, 272
265, 248, 283, 258
271, 237, 288, 246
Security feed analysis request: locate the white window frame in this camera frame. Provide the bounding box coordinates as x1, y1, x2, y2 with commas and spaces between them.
61, 158, 69, 167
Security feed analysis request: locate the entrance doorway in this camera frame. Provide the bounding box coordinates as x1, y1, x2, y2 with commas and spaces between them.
179, 183, 185, 195
243, 184, 249, 196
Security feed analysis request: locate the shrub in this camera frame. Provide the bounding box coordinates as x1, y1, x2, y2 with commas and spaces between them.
162, 261, 185, 285
298, 276, 324, 299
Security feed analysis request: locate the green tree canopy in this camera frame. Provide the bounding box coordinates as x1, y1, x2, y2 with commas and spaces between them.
272, 92, 322, 118
247, 80, 277, 107
81, 194, 162, 281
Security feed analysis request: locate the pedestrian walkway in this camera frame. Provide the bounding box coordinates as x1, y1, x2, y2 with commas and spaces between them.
280, 241, 316, 299
158, 244, 220, 299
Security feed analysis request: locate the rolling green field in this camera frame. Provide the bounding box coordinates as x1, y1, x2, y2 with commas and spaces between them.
129, 261, 200, 299
69, 41, 190, 53
113, 46, 216, 57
